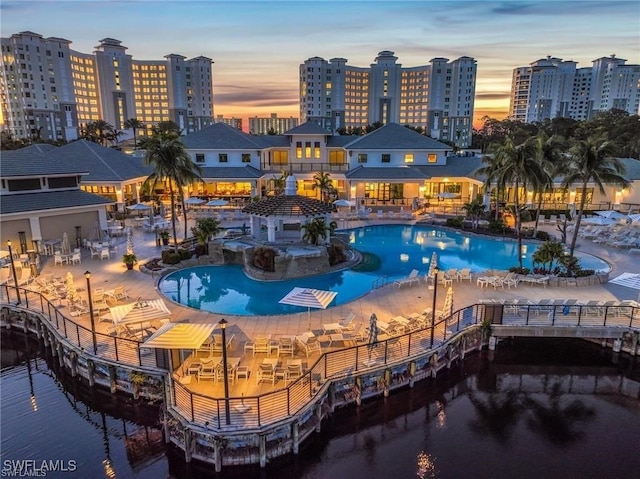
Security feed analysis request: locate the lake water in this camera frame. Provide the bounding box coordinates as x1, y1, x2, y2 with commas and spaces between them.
2, 332, 639, 479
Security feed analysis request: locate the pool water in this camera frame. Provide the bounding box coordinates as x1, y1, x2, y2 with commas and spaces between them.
158, 224, 609, 316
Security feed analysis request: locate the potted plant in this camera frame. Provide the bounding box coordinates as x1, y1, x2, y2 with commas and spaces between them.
122, 253, 138, 270
159, 229, 171, 246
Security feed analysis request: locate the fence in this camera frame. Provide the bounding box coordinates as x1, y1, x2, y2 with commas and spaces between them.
1, 283, 159, 368
3, 280, 639, 432
170, 301, 639, 431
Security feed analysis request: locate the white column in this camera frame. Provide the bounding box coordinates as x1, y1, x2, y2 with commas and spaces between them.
266, 218, 276, 242
98, 208, 109, 230
29, 217, 43, 241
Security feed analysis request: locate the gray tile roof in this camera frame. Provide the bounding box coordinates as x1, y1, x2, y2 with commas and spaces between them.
344, 123, 452, 151
242, 194, 333, 217
1, 190, 114, 215
1, 148, 88, 177
345, 166, 429, 180
620, 158, 640, 180
45, 140, 152, 182
20, 143, 59, 155
283, 121, 332, 135
327, 136, 358, 147
254, 135, 291, 148
200, 166, 264, 179
182, 122, 265, 150
412, 156, 486, 180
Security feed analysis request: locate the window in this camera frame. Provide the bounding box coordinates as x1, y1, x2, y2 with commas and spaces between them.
314, 142, 320, 159
381, 154, 391, 163
358, 153, 368, 163
241, 153, 251, 163
329, 150, 344, 165
305, 142, 311, 158
273, 150, 288, 165
404, 153, 414, 163
428, 154, 437, 163
218, 153, 228, 163
195, 153, 205, 163
296, 142, 302, 159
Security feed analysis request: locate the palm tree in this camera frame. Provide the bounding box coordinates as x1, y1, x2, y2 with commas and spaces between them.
143, 134, 202, 252
174, 164, 203, 239
529, 133, 563, 237
561, 137, 630, 257
272, 170, 289, 195
81, 120, 115, 146
461, 196, 486, 229
475, 151, 508, 221
124, 118, 145, 149
312, 171, 333, 202
301, 218, 337, 245
487, 137, 548, 269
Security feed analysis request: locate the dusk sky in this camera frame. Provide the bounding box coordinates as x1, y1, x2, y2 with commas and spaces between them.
2, 1, 638, 128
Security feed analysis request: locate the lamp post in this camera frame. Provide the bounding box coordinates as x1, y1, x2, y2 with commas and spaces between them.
7, 240, 20, 305
430, 266, 439, 348
85, 271, 98, 354
219, 318, 231, 425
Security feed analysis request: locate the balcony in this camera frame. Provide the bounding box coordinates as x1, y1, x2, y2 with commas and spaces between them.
261, 162, 349, 174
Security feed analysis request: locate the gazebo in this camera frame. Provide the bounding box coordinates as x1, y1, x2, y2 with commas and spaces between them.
242, 176, 334, 243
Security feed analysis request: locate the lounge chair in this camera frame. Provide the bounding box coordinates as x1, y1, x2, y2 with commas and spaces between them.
295, 332, 321, 357
322, 312, 356, 334
393, 269, 420, 287
456, 268, 472, 283
502, 272, 519, 289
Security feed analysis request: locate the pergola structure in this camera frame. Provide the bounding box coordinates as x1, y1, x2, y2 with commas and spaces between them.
242, 176, 334, 242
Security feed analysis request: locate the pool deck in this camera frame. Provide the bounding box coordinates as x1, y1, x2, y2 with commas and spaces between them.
18, 214, 640, 399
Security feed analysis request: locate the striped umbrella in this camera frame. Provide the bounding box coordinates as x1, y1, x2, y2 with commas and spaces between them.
279, 287, 338, 331
126, 227, 134, 255
442, 286, 454, 318
428, 252, 438, 282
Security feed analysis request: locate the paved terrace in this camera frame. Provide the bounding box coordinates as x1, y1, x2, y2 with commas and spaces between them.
6, 214, 640, 404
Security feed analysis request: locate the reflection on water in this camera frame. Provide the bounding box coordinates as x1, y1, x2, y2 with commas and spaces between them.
2, 333, 639, 479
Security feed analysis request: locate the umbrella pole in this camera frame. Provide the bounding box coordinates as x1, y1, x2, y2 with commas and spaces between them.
307, 307, 311, 332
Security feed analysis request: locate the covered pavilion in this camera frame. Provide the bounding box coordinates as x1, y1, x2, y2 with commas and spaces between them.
241, 175, 334, 242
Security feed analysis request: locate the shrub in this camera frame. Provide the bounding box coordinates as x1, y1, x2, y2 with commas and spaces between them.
488, 218, 510, 234
509, 266, 530, 275
536, 230, 551, 241
178, 248, 192, 261
194, 244, 208, 257
161, 250, 181, 264
445, 216, 464, 228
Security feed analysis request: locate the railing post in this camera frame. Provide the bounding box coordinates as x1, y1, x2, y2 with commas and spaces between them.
190, 392, 195, 421
76, 324, 81, 347
603, 307, 609, 326
113, 337, 119, 361
257, 398, 261, 427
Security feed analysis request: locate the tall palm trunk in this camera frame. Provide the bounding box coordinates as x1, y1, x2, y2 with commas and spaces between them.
169, 182, 179, 253
514, 179, 523, 269
533, 192, 543, 237
569, 180, 589, 257
182, 197, 189, 240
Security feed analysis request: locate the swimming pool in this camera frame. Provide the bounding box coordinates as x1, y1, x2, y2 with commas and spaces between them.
158, 224, 609, 316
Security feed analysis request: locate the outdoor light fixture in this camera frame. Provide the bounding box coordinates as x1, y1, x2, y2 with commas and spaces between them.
430, 265, 439, 347
219, 318, 231, 425
85, 271, 98, 354
7, 240, 20, 304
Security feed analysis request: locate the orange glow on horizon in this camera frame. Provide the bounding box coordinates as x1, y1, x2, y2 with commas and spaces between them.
214, 103, 510, 133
